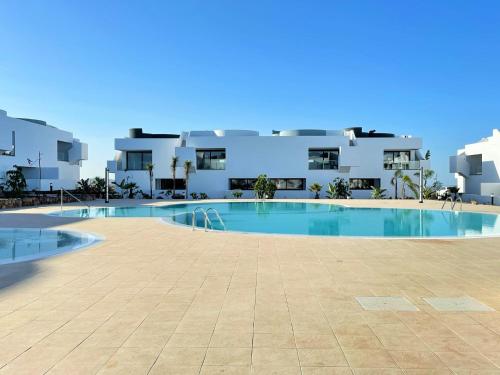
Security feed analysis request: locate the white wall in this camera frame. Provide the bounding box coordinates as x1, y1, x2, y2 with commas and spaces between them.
451, 129, 500, 203
113, 131, 426, 199
0, 110, 87, 190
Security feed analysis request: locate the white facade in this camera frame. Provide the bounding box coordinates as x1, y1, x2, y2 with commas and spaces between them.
109, 127, 429, 199
450, 129, 500, 204
0, 109, 88, 191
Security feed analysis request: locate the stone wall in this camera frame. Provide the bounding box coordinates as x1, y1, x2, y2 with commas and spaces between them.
0, 195, 96, 210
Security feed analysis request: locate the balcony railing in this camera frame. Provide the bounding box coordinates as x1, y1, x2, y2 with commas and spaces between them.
384, 160, 421, 170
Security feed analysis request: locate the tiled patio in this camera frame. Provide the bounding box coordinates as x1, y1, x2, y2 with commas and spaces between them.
1, 200, 500, 374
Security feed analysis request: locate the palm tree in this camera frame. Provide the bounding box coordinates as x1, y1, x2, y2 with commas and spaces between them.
390, 169, 403, 199
145, 163, 154, 199
371, 186, 387, 199
183, 160, 193, 199
401, 175, 418, 199
414, 168, 435, 188
171, 156, 179, 197
308, 183, 323, 199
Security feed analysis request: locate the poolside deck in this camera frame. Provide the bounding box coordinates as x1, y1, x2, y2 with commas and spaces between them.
1, 199, 500, 374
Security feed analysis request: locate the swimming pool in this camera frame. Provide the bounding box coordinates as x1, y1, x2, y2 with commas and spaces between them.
0, 228, 98, 264
52, 202, 500, 238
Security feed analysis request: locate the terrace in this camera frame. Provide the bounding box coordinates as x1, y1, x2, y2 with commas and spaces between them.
0, 199, 500, 373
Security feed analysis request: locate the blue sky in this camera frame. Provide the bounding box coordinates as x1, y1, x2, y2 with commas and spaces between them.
1, 1, 499, 184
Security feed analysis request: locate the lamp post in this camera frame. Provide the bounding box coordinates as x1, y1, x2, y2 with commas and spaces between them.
419, 166, 424, 203
105, 167, 109, 204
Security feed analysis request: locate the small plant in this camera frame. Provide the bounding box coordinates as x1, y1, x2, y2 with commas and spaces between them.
76, 178, 93, 194
3, 166, 27, 197
232, 190, 243, 199
370, 186, 387, 199
326, 178, 351, 199
190, 192, 199, 200
112, 178, 139, 198
199, 192, 208, 199
254, 174, 277, 199
308, 183, 323, 199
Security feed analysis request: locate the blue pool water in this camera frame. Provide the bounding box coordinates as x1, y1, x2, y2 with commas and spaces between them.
52, 202, 500, 238
0, 229, 97, 264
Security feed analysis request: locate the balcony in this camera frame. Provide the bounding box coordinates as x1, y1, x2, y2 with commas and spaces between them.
383, 160, 421, 170
68, 141, 88, 163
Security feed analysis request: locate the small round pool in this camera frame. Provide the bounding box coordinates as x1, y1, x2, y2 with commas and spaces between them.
0, 228, 98, 264
52, 202, 500, 238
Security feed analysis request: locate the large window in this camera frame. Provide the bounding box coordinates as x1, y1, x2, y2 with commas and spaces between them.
467, 154, 483, 175
155, 179, 186, 190
57, 141, 72, 162
383, 150, 415, 170
196, 149, 226, 170
309, 149, 339, 170
229, 178, 305, 191
349, 178, 381, 190
0, 131, 15, 156
126, 151, 152, 170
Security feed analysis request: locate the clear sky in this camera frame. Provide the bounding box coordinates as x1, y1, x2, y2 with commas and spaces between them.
1, 0, 499, 184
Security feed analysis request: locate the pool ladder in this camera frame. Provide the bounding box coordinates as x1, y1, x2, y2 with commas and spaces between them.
441, 196, 463, 211
191, 207, 226, 231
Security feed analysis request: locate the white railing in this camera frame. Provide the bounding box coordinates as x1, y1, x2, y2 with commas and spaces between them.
60, 188, 91, 213
441, 196, 463, 211
191, 207, 225, 231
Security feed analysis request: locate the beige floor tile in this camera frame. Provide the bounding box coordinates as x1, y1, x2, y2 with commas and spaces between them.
204, 348, 252, 366
201, 366, 251, 374
253, 333, 296, 348
156, 347, 207, 366
251, 348, 299, 366
301, 367, 353, 374
166, 332, 212, 348
149, 365, 201, 375
297, 348, 348, 367
435, 351, 497, 369
344, 349, 397, 368
294, 333, 340, 349
210, 331, 253, 348
337, 335, 382, 350
388, 350, 446, 369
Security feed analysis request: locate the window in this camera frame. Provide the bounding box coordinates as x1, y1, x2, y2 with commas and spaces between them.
126, 151, 152, 170
196, 149, 226, 170
349, 178, 381, 190
57, 141, 72, 162
229, 178, 257, 190
467, 154, 482, 175
0, 131, 15, 156
155, 179, 186, 190
229, 178, 305, 190
308, 149, 339, 170
270, 178, 305, 190
383, 150, 414, 170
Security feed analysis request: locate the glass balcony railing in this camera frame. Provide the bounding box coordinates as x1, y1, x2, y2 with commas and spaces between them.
384, 160, 421, 170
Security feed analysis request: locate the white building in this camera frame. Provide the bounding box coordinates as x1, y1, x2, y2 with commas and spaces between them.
0, 109, 88, 191
450, 129, 500, 204
108, 127, 429, 199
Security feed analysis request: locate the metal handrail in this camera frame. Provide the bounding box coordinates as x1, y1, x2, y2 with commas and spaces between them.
191, 207, 225, 231
452, 197, 463, 211
192, 207, 211, 231
441, 196, 453, 210
60, 188, 91, 213
206, 207, 226, 231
